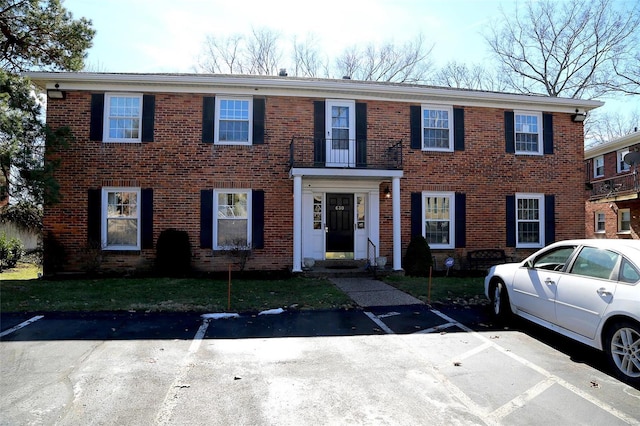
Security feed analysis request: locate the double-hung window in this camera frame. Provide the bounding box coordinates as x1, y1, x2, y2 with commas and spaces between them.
103, 93, 143, 142
214, 189, 251, 248
595, 212, 606, 233
422, 105, 453, 151
618, 149, 630, 173
593, 156, 604, 178
102, 187, 141, 250
422, 192, 455, 249
515, 193, 545, 248
618, 208, 631, 233
514, 111, 543, 155
215, 97, 253, 145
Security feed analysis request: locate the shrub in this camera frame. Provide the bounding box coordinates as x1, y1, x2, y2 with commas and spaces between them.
156, 229, 192, 276
402, 235, 433, 277
0, 233, 24, 271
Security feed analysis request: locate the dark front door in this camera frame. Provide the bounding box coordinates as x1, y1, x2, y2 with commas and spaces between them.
326, 193, 354, 254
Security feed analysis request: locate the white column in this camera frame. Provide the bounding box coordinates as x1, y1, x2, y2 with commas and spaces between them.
392, 176, 402, 271
292, 175, 303, 272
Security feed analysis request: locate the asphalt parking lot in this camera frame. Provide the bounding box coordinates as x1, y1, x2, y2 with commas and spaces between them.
2, 305, 639, 425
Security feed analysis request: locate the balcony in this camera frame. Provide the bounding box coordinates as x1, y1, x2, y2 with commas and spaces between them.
587, 173, 639, 201
289, 137, 403, 170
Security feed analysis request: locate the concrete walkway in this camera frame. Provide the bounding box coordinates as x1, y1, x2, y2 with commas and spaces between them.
329, 277, 423, 307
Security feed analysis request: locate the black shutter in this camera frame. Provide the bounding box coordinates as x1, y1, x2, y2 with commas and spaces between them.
505, 111, 515, 153
252, 190, 265, 249
455, 193, 466, 248
200, 189, 213, 248
141, 95, 155, 142
410, 105, 421, 149
141, 188, 153, 249
356, 102, 367, 167
87, 188, 101, 246
253, 98, 265, 144
202, 97, 215, 143
411, 192, 422, 238
313, 101, 326, 165
545, 195, 555, 245
453, 108, 465, 151
543, 113, 553, 154
506, 195, 516, 247
90, 94, 104, 141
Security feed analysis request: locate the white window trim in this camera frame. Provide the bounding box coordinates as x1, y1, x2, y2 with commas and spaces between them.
618, 208, 631, 233
515, 192, 545, 248
618, 149, 630, 173
595, 212, 606, 233
422, 191, 455, 249
514, 111, 543, 156
101, 187, 141, 251
213, 189, 252, 250
103, 93, 143, 143
593, 155, 604, 178
214, 96, 253, 146
421, 104, 454, 152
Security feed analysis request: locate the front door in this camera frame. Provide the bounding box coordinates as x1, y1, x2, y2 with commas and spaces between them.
326, 193, 354, 257
326, 100, 355, 167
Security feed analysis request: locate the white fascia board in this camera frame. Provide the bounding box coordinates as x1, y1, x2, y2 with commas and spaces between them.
585, 131, 640, 159
290, 168, 404, 179
25, 72, 604, 114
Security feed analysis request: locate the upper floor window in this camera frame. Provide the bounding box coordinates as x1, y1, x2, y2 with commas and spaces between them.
593, 155, 604, 177
516, 193, 545, 248
104, 94, 142, 142
102, 187, 141, 250
422, 105, 453, 152
215, 97, 253, 145
618, 149, 631, 173
422, 191, 455, 249
514, 111, 542, 155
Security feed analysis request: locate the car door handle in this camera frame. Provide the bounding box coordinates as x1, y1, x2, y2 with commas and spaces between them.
597, 287, 612, 297
544, 278, 556, 285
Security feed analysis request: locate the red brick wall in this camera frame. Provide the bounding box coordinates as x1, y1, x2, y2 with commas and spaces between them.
44, 91, 587, 273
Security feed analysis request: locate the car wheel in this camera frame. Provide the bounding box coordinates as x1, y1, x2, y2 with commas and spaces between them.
605, 321, 640, 386
491, 279, 511, 323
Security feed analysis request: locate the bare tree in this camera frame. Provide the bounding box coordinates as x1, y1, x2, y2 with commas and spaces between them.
292, 34, 329, 78
334, 35, 434, 83
585, 108, 639, 145
244, 27, 282, 75
612, 51, 640, 95
196, 33, 246, 74
485, 0, 640, 99
430, 61, 508, 92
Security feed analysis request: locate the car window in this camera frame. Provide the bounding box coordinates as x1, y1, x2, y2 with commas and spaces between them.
570, 247, 620, 280
531, 246, 576, 271
620, 258, 640, 284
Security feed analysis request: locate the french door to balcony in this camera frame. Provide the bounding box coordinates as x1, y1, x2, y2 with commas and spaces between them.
326, 100, 355, 167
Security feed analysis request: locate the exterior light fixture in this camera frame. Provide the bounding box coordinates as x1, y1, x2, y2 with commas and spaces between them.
384, 186, 391, 198
571, 109, 587, 122
47, 83, 65, 99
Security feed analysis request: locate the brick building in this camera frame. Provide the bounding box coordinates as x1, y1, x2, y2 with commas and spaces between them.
26, 72, 602, 275
585, 131, 640, 239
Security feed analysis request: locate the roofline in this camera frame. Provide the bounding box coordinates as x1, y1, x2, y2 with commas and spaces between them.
24, 71, 604, 113
584, 131, 640, 159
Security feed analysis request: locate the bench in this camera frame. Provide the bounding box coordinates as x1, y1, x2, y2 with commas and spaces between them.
466, 249, 508, 271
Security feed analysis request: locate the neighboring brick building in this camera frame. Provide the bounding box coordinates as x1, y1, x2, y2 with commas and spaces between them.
585, 131, 640, 239
27, 72, 602, 275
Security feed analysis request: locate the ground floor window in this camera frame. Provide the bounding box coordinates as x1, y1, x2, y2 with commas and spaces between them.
214, 189, 251, 248
618, 208, 631, 233
102, 187, 140, 250
423, 192, 455, 249
595, 212, 606, 233
516, 193, 544, 248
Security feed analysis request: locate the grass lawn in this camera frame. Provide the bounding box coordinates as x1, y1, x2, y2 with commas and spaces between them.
1, 263, 487, 313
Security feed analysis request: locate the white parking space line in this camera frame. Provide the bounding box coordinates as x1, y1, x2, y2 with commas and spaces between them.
363, 311, 395, 334
430, 308, 640, 425
412, 322, 457, 335
0, 315, 44, 338
155, 318, 211, 425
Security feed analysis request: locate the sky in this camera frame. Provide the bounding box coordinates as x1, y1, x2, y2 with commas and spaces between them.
62, 0, 638, 122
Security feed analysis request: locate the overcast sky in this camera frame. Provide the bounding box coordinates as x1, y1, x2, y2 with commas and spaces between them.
62, 0, 638, 121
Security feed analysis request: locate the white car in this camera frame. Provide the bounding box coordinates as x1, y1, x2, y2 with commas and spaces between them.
484, 239, 640, 385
